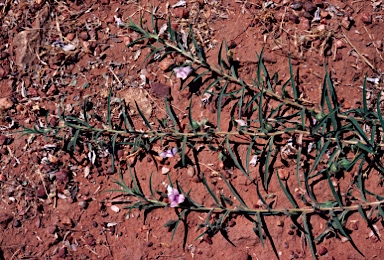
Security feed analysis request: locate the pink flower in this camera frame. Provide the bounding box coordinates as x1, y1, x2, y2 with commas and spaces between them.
173, 66, 193, 80
159, 147, 178, 158
167, 186, 185, 208
235, 119, 247, 127
114, 15, 124, 27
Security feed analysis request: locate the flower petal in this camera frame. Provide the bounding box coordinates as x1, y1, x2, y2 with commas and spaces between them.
177, 194, 185, 204
249, 155, 258, 166
235, 119, 247, 127
167, 187, 184, 207
173, 66, 192, 80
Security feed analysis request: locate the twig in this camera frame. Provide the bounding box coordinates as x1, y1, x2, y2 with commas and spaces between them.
342, 30, 376, 71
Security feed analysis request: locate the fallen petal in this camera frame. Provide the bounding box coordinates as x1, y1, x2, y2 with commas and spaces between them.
61, 44, 76, 52
249, 155, 258, 166
172, 0, 186, 8
161, 167, 170, 175
235, 119, 247, 127
114, 15, 124, 26
173, 66, 193, 80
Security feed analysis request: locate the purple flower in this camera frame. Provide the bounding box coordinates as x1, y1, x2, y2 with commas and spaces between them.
159, 147, 178, 158
114, 15, 124, 27
173, 66, 193, 80
167, 186, 185, 207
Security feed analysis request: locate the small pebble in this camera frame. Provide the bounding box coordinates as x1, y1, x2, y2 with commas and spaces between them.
174, 8, 189, 19
341, 17, 351, 30
34, 218, 41, 228
46, 85, 57, 96
291, 2, 302, 10
36, 186, 46, 198
146, 241, 153, 247
58, 247, 67, 258
0, 51, 9, 60
117, 150, 125, 159
288, 13, 300, 23
0, 135, 7, 145
361, 12, 372, 24
79, 31, 89, 40
320, 10, 329, 18
302, 11, 313, 20
56, 170, 69, 182
66, 33, 75, 41
111, 205, 120, 213
161, 167, 170, 175
0, 65, 6, 78
318, 246, 328, 256
61, 216, 73, 227
303, 1, 316, 13
159, 58, 173, 71
78, 201, 88, 209
13, 219, 21, 228
47, 225, 57, 234
86, 236, 96, 246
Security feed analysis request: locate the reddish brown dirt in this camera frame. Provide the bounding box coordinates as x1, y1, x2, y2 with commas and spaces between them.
1, 0, 384, 259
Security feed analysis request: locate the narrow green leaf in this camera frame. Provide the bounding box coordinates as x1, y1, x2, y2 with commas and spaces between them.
256, 212, 265, 247
188, 98, 196, 133
326, 169, 343, 206
309, 140, 331, 177
111, 133, 118, 173
258, 87, 264, 131
220, 173, 247, 208
263, 137, 274, 190
348, 116, 371, 146
245, 136, 257, 175
143, 47, 166, 64
217, 81, 228, 131
330, 211, 348, 238
255, 181, 270, 209
67, 129, 80, 151
300, 108, 306, 129
149, 172, 156, 199
119, 99, 134, 131
377, 92, 384, 131
135, 100, 152, 130
276, 169, 298, 208
171, 209, 188, 241
304, 166, 318, 205
358, 205, 380, 240
168, 17, 176, 42
176, 182, 202, 208
150, 10, 157, 34
244, 92, 260, 114
296, 146, 302, 187
302, 213, 317, 259
377, 203, 384, 219
165, 100, 178, 131
226, 136, 252, 182
238, 80, 245, 118
201, 175, 221, 207
362, 76, 368, 115
288, 55, 298, 100
181, 135, 187, 167
311, 107, 339, 134
107, 88, 112, 128
126, 36, 147, 48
